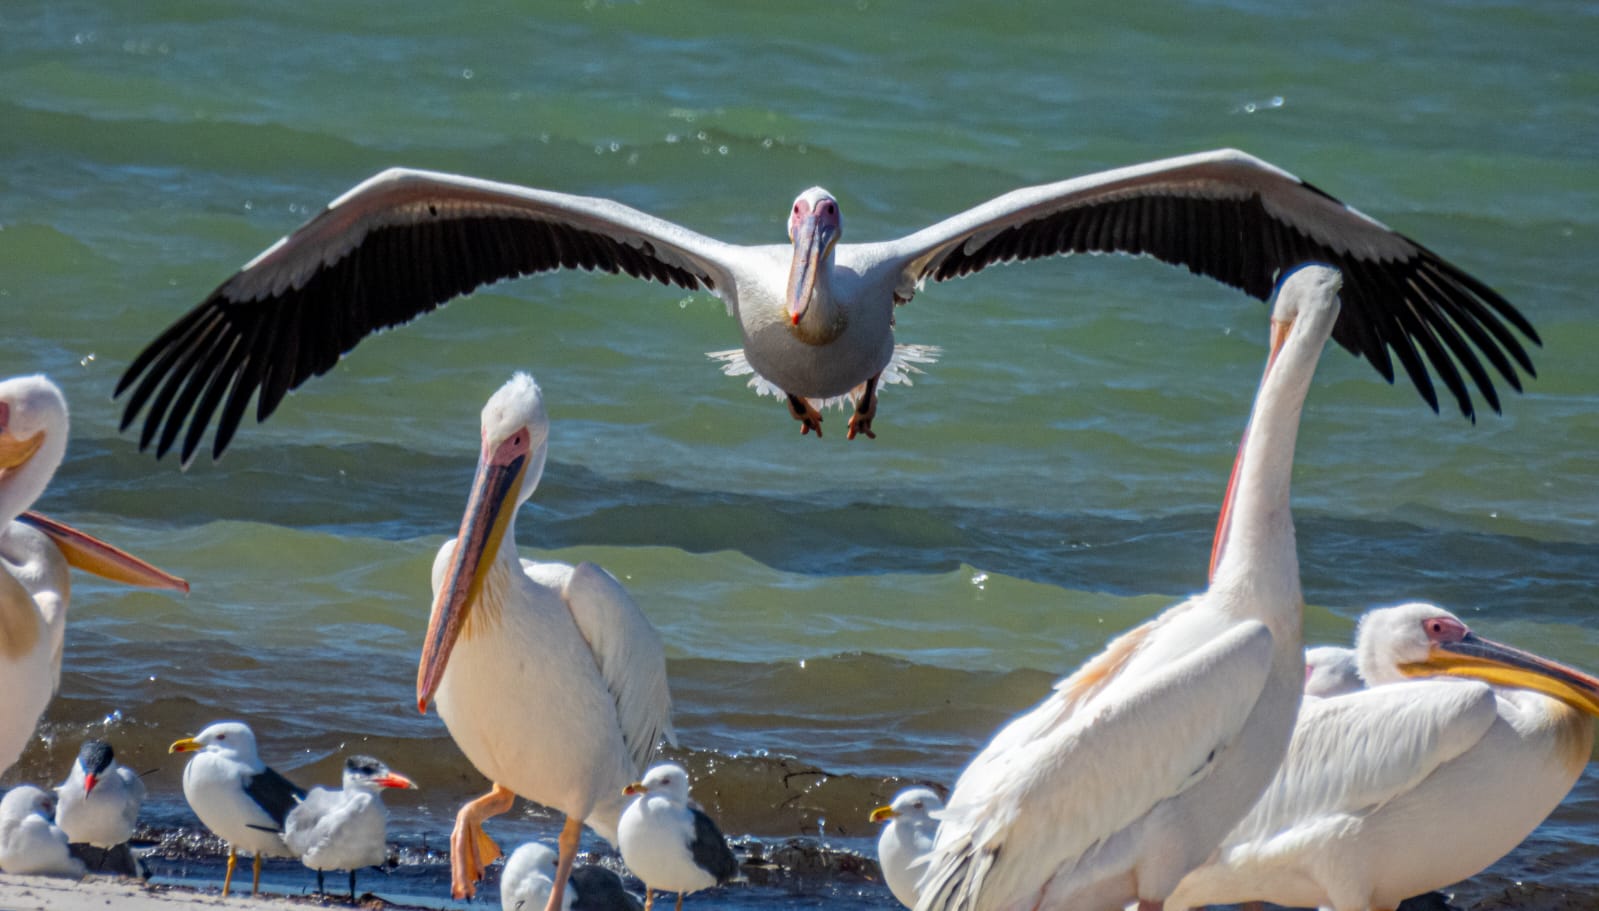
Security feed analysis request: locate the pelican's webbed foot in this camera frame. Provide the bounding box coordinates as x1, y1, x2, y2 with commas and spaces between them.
847, 375, 879, 441
786, 394, 824, 438
449, 784, 515, 899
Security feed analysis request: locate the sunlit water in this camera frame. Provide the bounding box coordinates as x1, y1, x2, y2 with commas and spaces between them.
3, 1, 1597, 907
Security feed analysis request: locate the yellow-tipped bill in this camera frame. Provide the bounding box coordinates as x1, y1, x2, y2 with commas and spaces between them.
1402, 632, 1599, 716
415, 434, 529, 713
869, 805, 897, 824
623, 780, 647, 796
18, 511, 189, 592
169, 737, 201, 754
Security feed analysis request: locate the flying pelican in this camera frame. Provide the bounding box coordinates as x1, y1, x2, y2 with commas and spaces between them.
0, 374, 188, 776
417, 373, 675, 909
915, 264, 1345, 911
871, 786, 945, 909
1166, 601, 1599, 911
0, 785, 83, 877
115, 150, 1538, 465
55, 738, 147, 877
283, 754, 416, 898
169, 720, 306, 897
617, 762, 739, 911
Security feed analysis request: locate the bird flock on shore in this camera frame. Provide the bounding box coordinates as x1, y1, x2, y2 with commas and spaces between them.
2, 148, 1594, 911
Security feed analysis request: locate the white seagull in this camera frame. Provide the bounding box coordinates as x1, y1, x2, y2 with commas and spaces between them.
501, 842, 575, 911
1303, 644, 1363, 698
617, 763, 738, 911
1, 374, 188, 776
416, 373, 675, 908
1166, 601, 1599, 911
116, 150, 1538, 465
55, 738, 147, 876
0, 785, 84, 877
915, 264, 1346, 911
870, 787, 944, 909
169, 720, 306, 897
283, 754, 416, 898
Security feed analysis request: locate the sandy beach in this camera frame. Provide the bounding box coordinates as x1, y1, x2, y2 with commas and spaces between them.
0, 874, 429, 911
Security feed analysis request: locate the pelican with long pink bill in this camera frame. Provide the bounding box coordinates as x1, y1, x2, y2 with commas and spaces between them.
417, 373, 674, 909
1168, 602, 1599, 911
0, 374, 188, 777
116, 150, 1537, 465
917, 265, 1343, 911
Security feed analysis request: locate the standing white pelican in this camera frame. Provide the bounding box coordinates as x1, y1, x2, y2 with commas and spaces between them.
169, 721, 306, 897
0, 374, 188, 776
915, 264, 1345, 911
417, 373, 675, 908
283, 754, 416, 898
870, 787, 944, 909
617, 762, 739, 911
0, 785, 83, 877
116, 150, 1537, 465
1166, 602, 1599, 911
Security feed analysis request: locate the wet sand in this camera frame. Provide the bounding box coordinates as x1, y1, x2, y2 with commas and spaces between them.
0, 873, 429, 911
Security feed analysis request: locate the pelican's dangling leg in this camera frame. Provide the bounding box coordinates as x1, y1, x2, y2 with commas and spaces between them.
786, 393, 824, 437
847, 374, 879, 440
449, 783, 516, 898
547, 816, 584, 911
221, 846, 237, 897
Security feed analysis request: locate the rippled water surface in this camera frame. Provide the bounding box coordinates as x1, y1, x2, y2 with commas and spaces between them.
3, 1, 1598, 907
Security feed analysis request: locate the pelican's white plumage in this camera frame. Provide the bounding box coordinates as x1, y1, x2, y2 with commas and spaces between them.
1303, 645, 1363, 698
169, 721, 305, 897
916, 265, 1346, 911
1, 375, 187, 776
117, 150, 1539, 464
0, 785, 83, 877
501, 842, 574, 911
284, 754, 415, 897
417, 373, 674, 909
1167, 602, 1599, 911
871, 787, 944, 908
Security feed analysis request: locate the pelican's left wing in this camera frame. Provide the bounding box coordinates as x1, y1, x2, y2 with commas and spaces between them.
918, 616, 1274, 911
862, 148, 1537, 421
541, 560, 676, 773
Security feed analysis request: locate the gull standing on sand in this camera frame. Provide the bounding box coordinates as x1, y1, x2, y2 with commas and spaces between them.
284, 754, 416, 898
416, 373, 675, 909
1167, 602, 1599, 911
0, 785, 83, 877
1, 374, 188, 776
55, 738, 146, 875
169, 721, 305, 897
870, 787, 944, 909
117, 150, 1538, 465
618, 763, 739, 911
916, 265, 1345, 911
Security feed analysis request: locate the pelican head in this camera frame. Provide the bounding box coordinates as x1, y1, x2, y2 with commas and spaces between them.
417, 373, 550, 713
169, 720, 262, 764
622, 762, 692, 803
0, 375, 69, 521
342, 754, 417, 793
870, 786, 944, 824
786, 187, 842, 328
1357, 602, 1599, 715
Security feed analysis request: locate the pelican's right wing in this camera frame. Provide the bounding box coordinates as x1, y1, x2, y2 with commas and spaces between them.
917, 617, 1275, 911
116, 168, 747, 465
542, 560, 677, 774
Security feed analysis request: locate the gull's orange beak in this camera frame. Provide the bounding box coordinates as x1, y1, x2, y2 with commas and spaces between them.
18, 512, 189, 593
83, 773, 98, 796
375, 772, 417, 790
416, 433, 529, 714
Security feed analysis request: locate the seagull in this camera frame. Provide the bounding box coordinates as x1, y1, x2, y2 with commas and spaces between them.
283, 754, 415, 899
0, 785, 84, 877
1166, 602, 1599, 911
570, 864, 645, 911
500, 842, 574, 911
870, 787, 944, 909
1304, 644, 1364, 698
0, 374, 188, 776
115, 150, 1538, 465
169, 721, 306, 897
618, 763, 739, 911
916, 265, 1345, 911
55, 738, 146, 876
416, 373, 675, 908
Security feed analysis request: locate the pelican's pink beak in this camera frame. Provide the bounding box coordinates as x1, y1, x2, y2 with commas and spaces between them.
1208, 316, 1293, 581
416, 430, 530, 713
786, 193, 838, 325
17, 512, 189, 593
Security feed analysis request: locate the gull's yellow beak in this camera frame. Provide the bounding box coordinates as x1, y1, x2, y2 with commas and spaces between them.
869, 805, 898, 824
168, 737, 201, 754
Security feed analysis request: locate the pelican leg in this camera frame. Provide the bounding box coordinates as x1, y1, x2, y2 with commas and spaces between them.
546, 816, 583, 911
252, 853, 264, 895
222, 846, 237, 897
786, 394, 824, 437
847, 374, 879, 440
449, 783, 516, 899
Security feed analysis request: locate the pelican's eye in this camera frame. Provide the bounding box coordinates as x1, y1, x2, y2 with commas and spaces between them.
1423, 616, 1468, 643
